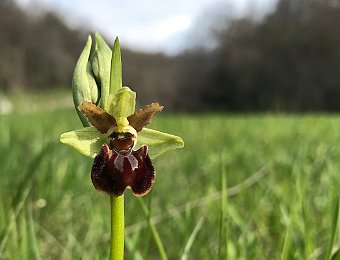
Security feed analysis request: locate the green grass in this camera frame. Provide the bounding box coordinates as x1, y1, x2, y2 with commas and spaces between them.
0, 107, 340, 259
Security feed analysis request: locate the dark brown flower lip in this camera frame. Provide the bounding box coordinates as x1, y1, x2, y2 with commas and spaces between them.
91, 144, 155, 197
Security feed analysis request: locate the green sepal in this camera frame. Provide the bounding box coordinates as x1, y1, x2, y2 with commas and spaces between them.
60, 127, 106, 158
107, 87, 136, 118
72, 35, 99, 127
110, 37, 123, 95
92, 32, 112, 111
136, 128, 184, 159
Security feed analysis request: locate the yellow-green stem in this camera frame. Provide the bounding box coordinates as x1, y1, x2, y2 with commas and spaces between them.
109, 195, 124, 260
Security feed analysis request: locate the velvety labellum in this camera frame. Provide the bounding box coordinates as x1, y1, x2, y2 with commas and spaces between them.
91, 144, 155, 197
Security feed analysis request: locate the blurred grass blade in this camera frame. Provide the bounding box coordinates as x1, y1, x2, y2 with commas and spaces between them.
0, 188, 30, 255
302, 200, 312, 259
19, 213, 28, 260
0, 143, 54, 255
281, 212, 293, 260
28, 202, 41, 260
326, 197, 339, 260
12, 143, 56, 206
218, 152, 228, 259
181, 217, 204, 260
332, 248, 340, 260
126, 164, 270, 236
142, 196, 152, 259
138, 198, 168, 260
125, 231, 143, 260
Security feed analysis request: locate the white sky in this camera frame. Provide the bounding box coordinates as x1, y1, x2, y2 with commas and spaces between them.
16, 0, 277, 54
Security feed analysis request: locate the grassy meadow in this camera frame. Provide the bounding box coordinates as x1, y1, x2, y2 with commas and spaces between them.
0, 95, 339, 259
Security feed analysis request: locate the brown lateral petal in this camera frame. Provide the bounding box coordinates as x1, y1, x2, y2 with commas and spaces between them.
91, 144, 155, 197
78, 101, 116, 134
127, 103, 163, 132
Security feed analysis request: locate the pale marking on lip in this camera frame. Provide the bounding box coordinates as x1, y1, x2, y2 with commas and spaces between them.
127, 155, 138, 171
113, 153, 139, 173
114, 154, 125, 172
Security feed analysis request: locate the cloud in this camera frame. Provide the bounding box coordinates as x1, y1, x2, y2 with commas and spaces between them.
151, 15, 192, 41
15, 0, 277, 54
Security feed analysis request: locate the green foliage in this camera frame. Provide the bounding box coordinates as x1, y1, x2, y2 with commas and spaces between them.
1, 108, 340, 258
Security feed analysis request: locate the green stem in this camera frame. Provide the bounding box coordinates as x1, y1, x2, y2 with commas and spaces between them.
109, 195, 125, 260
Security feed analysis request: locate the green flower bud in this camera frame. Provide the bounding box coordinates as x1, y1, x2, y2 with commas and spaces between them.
91, 32, 112, 111
72, 35, 99, 127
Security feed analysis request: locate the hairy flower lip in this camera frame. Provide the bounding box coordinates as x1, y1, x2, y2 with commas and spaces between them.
91, 144, 155, 196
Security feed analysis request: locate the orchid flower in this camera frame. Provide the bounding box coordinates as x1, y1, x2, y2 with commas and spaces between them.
60, 33, 184, 197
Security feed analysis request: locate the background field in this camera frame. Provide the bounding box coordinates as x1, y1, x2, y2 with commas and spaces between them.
2, 0, 340, 259
0, 98, 339, 259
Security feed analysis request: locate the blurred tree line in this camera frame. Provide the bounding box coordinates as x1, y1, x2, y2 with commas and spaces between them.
176, 0, 340, 111
0, 0, 87, 91
2, 0, 340, 111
